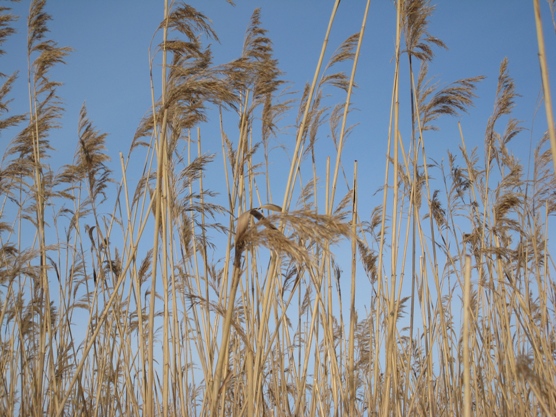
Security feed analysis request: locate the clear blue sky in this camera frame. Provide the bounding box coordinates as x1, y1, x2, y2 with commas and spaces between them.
2, 1, 554, 201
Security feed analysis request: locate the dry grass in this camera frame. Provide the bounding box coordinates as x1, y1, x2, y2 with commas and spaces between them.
1, 1, 555, 416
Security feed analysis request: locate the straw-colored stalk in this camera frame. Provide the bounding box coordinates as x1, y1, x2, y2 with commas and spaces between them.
533, 0, 556, 175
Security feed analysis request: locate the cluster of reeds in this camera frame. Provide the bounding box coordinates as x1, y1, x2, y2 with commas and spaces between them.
0, 0, 555, 416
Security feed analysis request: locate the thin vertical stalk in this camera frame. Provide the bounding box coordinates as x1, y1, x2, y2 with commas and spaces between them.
533, 0, 556, 174
281, 0, 341, 212
380, 0, 402, 414
26, 4, 54, 409
372, 0, 402, 410
161, 132, 171, 417
146, 1, 170, 415
329, 0, 371, 207
210, 261, 243, 412
147, 107, 167, 416
463, 255, 472, 417
347, 161, 358, 415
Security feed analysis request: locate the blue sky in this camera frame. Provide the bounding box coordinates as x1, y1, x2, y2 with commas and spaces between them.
2, 1, 554, 198
0, 0, 556, 200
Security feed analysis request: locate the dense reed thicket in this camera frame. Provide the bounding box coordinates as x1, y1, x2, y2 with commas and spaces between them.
1, 1, 555, 416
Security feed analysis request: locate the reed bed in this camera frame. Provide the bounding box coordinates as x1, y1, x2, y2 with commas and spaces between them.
1, 1, 555, 416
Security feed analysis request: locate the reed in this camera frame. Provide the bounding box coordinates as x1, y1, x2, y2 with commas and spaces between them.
0, 1, 555, 416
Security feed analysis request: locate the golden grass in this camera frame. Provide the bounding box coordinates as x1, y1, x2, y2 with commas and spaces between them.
0, 1, 555, 416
